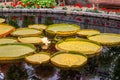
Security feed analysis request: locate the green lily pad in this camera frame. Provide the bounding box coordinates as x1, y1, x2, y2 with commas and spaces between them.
0, 18, 5, 23
0, 43, 36, 63
51, 51, 87, 69
11, 28, 42, 37
0, 37, 18, 44
55, 38, 102, 57
46, 23, 80, 36
88, 33, 120, 46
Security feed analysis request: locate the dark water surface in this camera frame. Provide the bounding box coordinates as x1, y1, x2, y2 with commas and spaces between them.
0, 12, 120, 80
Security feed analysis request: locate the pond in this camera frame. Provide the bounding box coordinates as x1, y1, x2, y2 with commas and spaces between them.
0, 11, 120, 80
0, 9, 120, 33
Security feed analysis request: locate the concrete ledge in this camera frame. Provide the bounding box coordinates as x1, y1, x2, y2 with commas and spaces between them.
0, 8, 120, 20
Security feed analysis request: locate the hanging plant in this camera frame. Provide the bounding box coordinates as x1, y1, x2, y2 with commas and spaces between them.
8, 16, 19, 28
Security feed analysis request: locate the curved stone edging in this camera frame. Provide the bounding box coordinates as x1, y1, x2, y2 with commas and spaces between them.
0, 8, 120, 20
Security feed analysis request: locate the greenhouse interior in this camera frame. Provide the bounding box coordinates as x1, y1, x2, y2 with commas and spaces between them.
0, 0, 120, 80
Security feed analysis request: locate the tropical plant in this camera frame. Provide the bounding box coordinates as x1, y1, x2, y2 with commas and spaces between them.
21, 0, 57, 8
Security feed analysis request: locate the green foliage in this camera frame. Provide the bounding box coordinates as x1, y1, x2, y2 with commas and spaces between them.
62, 7, 68, 10
44, 17, 54, 25
86, 9, 101, 13
8, 17, 19, 28
0, 5, 4, 8
21, 0, 57, 8
6, 5, 14, 9
22, 16, 35, 27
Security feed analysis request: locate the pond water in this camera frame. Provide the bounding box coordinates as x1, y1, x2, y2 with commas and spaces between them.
0, 12, 120, 80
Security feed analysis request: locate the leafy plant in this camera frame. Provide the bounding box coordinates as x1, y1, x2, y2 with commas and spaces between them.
6, 5, 14, 9
21, 0, 57, 8
16, 5, 24, 9
0, 5, 4, 8
62, 7, 68, 10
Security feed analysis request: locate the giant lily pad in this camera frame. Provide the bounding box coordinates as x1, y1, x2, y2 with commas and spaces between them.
18, 36, 42, 44
51, 51, 87, 69
88, 33, 120, 46
0, 37, 18, 44
46, 23, 80, 36
0, 24, 15, 37
0, 43, 36, 63
55, 38, 102, 57
28, 24, 47, 30
11, 28, 42, 37
0, 18, 5, 23
77, 29, 100, 37
25, 52, 50, 65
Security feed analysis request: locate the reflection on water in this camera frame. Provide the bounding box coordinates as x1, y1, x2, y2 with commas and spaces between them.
0, 13, 120, 33
0, 62, 28, 80
0, 13, 120, 80
0, 46, 119, 80
34, 65, 56, 79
